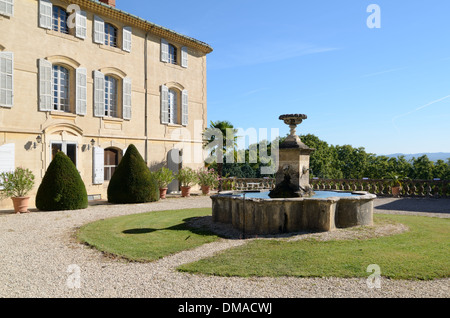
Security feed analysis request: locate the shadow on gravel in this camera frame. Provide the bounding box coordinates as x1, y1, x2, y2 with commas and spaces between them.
375, 198, 450, 214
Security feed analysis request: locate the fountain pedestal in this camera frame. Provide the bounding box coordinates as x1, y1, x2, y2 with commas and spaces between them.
270, 114, 315, 198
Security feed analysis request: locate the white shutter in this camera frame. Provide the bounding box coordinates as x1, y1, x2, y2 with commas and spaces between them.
93, 146, 104, 185
93, 16, 105, 44
182, 90, 188, 126
181, 47, 188, 68
39, 0, 52, 30
76, 68, 87, 115
161, 85, 169, 124
161, 39, 169, 63
0, 0, 14, 17
122, 77, 132, 120
123, 27, 132, 52
93, 70, 105, 117
39, 58, 52, 112
75, 11, 87, 40
0, 143, 15, 189
0, 52, 13, 108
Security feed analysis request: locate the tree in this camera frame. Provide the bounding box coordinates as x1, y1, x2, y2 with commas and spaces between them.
411, 155, 434, 180
107, 144, 159, 204
36, 152, 88, 211
203, 120, 239, 189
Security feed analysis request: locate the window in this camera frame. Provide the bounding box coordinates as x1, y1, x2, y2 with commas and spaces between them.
168, 89, 178, 124
51, 142, 77, 167
104, 148, 119, 181
52, 6, 69, 34
104, 23, 118, 48
168, 44, 177, 65
161, 39, 188, 68
161, 85, 188, 126
0, 0, 14, 17
104, 75, 118, 117
0, 52, 13, 108
52, 65, 70, 112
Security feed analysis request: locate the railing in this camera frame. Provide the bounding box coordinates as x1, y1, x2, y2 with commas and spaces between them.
311, 178, 449, 198
220, 177, 450, 198
221, 178, 276, 191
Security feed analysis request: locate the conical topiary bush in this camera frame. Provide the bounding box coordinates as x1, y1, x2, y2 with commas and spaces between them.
107, 144, 159, 204
36, 151, 88, 211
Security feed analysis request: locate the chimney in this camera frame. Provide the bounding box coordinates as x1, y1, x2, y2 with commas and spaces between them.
99, 0, 116, 7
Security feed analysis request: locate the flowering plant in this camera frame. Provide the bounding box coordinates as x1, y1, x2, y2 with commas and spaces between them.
0, 167, 35, 199
197, 167, 219, 187
176, 167, 198, 187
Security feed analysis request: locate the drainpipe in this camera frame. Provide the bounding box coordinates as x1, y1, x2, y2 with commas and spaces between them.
144, 31, 149, 164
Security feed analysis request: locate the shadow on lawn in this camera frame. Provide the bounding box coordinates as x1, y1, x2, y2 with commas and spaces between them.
122, 218, 221, 238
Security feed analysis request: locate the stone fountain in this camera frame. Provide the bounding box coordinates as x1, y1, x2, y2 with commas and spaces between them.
211, 114, 376, 235
269, 114, 315, 198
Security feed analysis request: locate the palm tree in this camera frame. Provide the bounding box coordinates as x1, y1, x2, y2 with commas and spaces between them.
203, 120, 239, 191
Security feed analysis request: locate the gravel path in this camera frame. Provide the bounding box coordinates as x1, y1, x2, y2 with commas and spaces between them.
0, 196, 448, 298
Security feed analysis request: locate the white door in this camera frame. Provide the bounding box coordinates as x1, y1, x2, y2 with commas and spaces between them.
167, 149, 182, 193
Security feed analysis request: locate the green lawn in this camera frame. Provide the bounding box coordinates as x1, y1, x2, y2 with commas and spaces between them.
178, 214, 450, 280
78, 209, 450, 280
78, 208, 219, 262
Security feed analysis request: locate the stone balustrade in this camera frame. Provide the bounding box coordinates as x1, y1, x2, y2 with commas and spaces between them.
220, 177, 450, 198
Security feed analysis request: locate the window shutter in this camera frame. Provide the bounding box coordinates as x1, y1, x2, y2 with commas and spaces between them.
38, 58, 52, 112
0, 52, 13, 108
93, 146, 104, 185
39, 0, 52, 30
182, 90, 188, 126
0, 0, 14, 17
0, 143, 14, 189
161, 85, 169, 124
181, 47, 188, 68
75, 10, 87, 40
76, 68, 87, 116
122, 77, 132, 120
161, 39, 169, 63
93, 70, 105, 117
123, 27, 132, 52
93, 16, 105, 44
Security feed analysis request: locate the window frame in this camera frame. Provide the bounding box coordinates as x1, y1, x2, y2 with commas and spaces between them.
50, 141, 78, 168
52, 5, 69, 35
52, 64, 71, 113
104, 147, 120, 181
104, 22, 118, 48
104, 75, 118, 118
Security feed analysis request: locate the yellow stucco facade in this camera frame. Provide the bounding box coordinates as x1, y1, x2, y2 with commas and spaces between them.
0, 0, 212, 209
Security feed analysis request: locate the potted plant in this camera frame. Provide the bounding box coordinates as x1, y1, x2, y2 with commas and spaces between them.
197, 167, 219, 195
384, 172, 408, 197
0, 167, 35, 214
154, 167, 175, 199
176, 167, 198, 197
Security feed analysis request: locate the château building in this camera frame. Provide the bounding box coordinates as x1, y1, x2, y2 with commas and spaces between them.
0, 0, 213, 209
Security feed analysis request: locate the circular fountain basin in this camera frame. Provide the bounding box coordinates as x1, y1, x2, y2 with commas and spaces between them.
211, 190, 377, 235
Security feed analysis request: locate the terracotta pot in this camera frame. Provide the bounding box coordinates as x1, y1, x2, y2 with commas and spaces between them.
391, 186, 401, 197
181, 186, 191, 197
11, 197, 30, 214
159, 188, 168, 199
201, 185, 211, 195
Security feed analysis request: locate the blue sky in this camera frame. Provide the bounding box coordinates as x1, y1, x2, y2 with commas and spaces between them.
120, 0, 450, 155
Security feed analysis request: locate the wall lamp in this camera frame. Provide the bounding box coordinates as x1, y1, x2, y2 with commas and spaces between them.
34, 135, 42, 149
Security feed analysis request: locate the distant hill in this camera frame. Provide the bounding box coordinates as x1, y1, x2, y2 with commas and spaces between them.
383, 153, 450, 162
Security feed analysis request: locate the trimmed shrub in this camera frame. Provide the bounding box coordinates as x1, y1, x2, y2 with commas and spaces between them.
36, 152, 88, 211
107, 144, 159, 204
